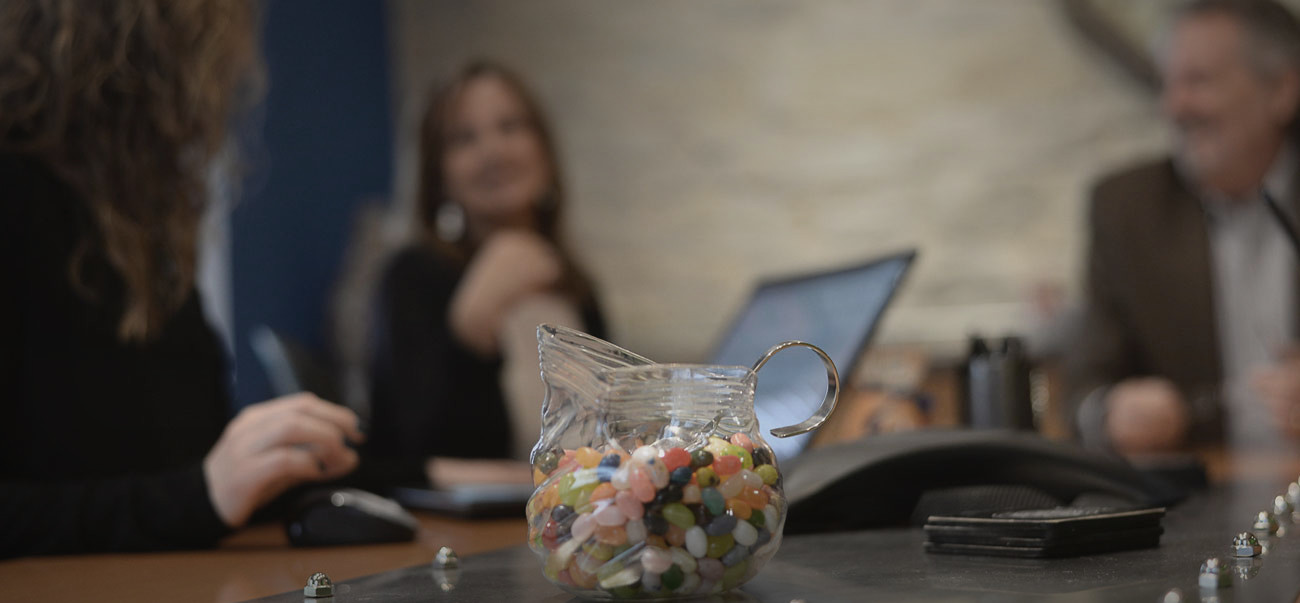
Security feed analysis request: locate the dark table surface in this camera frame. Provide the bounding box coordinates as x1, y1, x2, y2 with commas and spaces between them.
249, 481, 1300, 602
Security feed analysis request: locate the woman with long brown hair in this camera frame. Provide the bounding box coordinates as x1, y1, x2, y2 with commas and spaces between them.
368, 61, 604, 484
0, 0, 363, 556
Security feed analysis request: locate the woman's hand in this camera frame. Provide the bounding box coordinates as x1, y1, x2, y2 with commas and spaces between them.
203, 393, 364, 527
449, 230, 564, 356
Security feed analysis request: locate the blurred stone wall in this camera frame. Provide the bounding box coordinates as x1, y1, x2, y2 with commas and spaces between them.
386, 0, 1169, 362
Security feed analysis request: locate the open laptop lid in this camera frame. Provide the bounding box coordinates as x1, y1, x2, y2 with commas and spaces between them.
709, 250, 916, 463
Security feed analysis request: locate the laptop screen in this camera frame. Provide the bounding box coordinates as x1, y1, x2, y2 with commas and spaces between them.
709, 250, 915, 463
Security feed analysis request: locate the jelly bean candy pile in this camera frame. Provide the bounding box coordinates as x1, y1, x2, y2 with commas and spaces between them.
527, 433, 783, 598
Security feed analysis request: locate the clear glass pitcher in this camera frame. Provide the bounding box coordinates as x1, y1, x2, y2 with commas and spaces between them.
526, 324, 839, 599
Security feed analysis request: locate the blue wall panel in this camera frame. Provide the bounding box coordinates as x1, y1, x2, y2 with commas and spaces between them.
231, 0, 393, 407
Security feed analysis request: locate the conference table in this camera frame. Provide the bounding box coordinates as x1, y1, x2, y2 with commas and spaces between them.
0, 513, 526, 602
3, 450, 1298, 602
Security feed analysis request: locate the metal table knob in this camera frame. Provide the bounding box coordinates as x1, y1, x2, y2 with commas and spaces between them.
1252, 511, 1280, 536
1198, 557, 1232, 589
1231, 531, 1261, 557
304, 572, 334, 598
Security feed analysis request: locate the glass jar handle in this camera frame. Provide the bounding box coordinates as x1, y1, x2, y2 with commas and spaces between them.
750, 341, 840, 438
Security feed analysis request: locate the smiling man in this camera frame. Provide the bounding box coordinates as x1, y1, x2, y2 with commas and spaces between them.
1069, 0, 1300, 457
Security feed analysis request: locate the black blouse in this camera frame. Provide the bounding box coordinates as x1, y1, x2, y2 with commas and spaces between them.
0, 154, 232, 557
366, 245, 605, 463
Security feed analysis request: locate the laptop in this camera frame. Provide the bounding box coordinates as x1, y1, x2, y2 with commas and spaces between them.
395, 249, 916, 515
710, 249, 916, 463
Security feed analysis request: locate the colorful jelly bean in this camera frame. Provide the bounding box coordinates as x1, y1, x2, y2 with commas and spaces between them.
632, 445, 658, 465
697, 557, 724, 580
595, 524, 627, 545
594, 503, 625, 526
670, 546, 697, 572
701, 487, 725, 515
722, 444, 753, 470
727, 499, 752, 520
741, 487, 768, 509
575, 446, 603, 468
647, 459, 670, 489
571, 513, 596, 543
666, 523, 687, 547
610, 463, 632, 490
736, 469, 762, 490
691, 504, 710, 527
536, 450, 559, 474
678, 571, 701, 594
733, 519, 757, 546
721, 543, 750, 567
682, 484, 701, 504
571, 564, 598, 589
718, 474, 744, 498
584, 542, 615, 562
685, 525, 707, 557
614, 490, 644, 519
690, 449, 714, 469
754, 464, 778, 485
669, 466, 693, 486
729, 432, 754, 453
695, 466, 719, 487
713, 455, 742, 476
661, 447, 691, 472
706, 533, 734, 558
641, 569, 661, 592
625, 518, 647, 544
655, 484, 684, 504
630, 467, 656, 503
721, 559, 748, 587
705, 514, 736, 537
590, 482, 617, 502
644, 514, 669, 536
662, 502, 695, 529
641, 546, 673, 573
599, 566, 640, 589
661, 564, 684, 591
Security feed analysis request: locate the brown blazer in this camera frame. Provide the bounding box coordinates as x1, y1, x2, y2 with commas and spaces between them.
1067, 157, 1300, 443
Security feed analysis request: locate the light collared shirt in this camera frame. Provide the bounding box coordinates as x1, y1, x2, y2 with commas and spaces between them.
1200, 145, 1298, 452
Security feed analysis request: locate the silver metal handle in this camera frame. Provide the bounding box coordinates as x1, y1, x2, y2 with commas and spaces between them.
751, 341, 840, 438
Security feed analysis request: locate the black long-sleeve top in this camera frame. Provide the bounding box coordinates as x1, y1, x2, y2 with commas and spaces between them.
0, 154, 232, 557
367, 245, 605, 463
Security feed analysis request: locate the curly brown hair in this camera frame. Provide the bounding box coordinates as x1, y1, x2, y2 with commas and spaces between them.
0, 0, 261, 340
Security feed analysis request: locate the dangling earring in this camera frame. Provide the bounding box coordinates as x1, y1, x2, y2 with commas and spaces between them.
535, 188, 559, 229
436, 202, 465, 242
536, 188, 558, 213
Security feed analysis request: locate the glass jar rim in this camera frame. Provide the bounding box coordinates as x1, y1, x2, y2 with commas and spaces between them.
600, 362, 754, 378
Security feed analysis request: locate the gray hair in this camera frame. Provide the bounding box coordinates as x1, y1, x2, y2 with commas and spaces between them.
1174, 0, 1300, 80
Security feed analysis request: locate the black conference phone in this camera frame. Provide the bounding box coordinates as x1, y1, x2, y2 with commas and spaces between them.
781, 429, 1187, 535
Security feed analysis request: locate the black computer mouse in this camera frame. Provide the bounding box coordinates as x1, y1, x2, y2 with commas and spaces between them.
285, 487, 419, 547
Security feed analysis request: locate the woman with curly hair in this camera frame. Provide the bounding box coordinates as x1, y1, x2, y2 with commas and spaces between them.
0, 0, 363, 556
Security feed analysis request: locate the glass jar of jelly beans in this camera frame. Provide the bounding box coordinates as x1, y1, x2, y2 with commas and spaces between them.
525, 326, 839, 599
